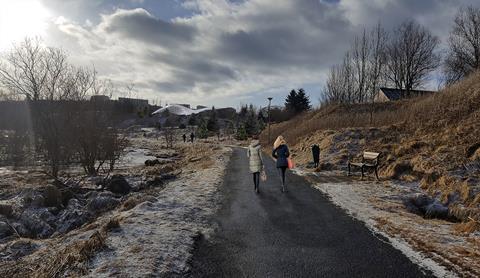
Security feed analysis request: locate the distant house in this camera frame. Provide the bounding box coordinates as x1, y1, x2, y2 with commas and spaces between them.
374, 87, 436, 102
196, 105, 207, 110
90, 95, 110, 102
177, 104, 191, 109
118, 97, 149, 110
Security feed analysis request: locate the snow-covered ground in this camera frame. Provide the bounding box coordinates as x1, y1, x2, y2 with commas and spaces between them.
292, 168, 479, 277
86, 146, 232, 276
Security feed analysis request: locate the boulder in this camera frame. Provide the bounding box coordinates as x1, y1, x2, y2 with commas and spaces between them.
87, 196, 120, 214
106, 175, 131, 195
10, 222, 31, 238
0, 204, 13, 218
60, 187, 75, 207
56, 199, 91, 234
43, 185, 62, 208
23, 191, 45, 208
0, 221, 13, 239
425, 201, 449, 219
20, 208, 55, 238
404, 193, 450, 220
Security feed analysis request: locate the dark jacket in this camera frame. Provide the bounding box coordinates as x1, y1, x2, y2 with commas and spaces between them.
272, 144, 290, 168
312, 145, 320, 162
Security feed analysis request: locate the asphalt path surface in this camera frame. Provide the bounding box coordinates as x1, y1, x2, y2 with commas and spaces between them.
187, 148, 432, 277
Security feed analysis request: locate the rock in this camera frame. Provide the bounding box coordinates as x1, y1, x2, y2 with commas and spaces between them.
0, 221, 13, 239
106, 175, 131, 195
87, 196, 120, 214
60, 187, 75, 207
146, 177, 164, 188
0, 204, 13, 218
11, 222, 31, 237
145, 159, 161, 166
404, 193, 450, 220
85, 191, 99, 200
411, 193, 433, 208
425, 201, 449, 219
56, 199, 91, 234
43, 185, 62, 208
20, 208, 55, 238
23, 191, 45, 208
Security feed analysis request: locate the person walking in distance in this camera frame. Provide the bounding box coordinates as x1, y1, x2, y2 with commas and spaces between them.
182, 134, 187, 143
247, 136, 264, 193
190, 132, 195, 143
272, 135, 290, 193
312, 144, 320, 168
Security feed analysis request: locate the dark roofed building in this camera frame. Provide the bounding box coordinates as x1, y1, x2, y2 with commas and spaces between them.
90, 95, 110, 102
374, 87, 436, 102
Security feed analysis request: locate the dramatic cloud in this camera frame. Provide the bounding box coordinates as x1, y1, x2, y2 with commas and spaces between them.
27, 0, 480, 106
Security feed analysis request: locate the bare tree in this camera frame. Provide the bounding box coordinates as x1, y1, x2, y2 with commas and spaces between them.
444, 6, 480, 84
367, 23, 388, 101
0, 38, 126, 177
385, 20, 440, 95
0, 38, 48, 100
324, 23, 388, 104
352, 30, 369, 103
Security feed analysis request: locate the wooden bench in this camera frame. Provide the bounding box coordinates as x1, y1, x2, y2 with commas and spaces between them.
348, 151, 380, 180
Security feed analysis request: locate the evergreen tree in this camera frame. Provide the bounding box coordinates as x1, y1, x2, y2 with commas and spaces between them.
188, 115, 197, 126
207, 106, 219, 132
285, 88, 311, 115
235, 123, 248, 141
197, 119, 209, 139
244, 105, 259, 136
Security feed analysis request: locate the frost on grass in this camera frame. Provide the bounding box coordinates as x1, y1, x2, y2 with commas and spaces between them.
87, 146, 232, 277
294, 168, 479, 277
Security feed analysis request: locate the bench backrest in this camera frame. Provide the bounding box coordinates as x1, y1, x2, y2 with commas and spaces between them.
363, 151, 380, 163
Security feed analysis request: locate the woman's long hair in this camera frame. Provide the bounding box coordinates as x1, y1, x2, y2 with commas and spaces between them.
273, 135, 287, 150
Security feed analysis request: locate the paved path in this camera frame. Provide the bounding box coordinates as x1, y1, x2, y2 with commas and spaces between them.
187, 148, 432, 277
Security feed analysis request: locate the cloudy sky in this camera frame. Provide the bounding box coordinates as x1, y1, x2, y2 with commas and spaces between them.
0, 0, 479, 107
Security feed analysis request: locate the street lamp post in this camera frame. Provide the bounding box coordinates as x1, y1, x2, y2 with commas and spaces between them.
267, 97, 272, 144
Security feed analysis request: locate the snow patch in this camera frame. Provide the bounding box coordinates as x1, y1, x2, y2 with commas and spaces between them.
292, 168, 457, 278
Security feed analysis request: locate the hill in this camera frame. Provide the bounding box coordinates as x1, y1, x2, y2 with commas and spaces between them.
260, 72, 480, 226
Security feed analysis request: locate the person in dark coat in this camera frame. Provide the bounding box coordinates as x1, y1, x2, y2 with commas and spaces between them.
312, 144, 320, 168
182, 134, 187, 143
190, 132, 195, 143
272, 135, 290, 193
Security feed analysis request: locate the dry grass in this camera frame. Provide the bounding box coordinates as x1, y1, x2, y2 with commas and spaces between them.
261, 71, 480, 230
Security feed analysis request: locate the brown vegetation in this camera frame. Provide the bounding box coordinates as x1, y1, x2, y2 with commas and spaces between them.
261, 71, 480, 226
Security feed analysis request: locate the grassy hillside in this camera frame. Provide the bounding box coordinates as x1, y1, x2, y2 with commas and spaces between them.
260, 72, 480, 225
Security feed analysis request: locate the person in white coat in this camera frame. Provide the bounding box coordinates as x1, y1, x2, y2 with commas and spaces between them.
247, 136, 264, 193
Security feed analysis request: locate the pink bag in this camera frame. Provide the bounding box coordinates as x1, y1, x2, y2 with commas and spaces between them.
287, 158, 295, 169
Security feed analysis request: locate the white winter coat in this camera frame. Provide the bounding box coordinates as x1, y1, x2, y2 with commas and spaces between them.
247, 140, 264, 173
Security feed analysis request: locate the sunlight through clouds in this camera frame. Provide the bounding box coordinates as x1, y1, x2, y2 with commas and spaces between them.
0, 0, 52, 49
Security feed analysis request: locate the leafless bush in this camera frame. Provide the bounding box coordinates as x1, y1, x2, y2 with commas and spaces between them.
163, 127, 176, 148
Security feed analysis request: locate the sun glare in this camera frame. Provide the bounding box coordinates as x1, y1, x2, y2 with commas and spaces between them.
0, 0, 51, 49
